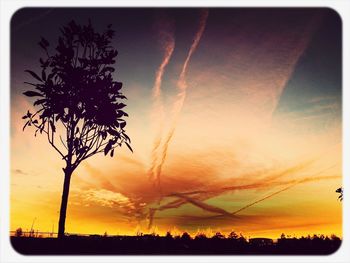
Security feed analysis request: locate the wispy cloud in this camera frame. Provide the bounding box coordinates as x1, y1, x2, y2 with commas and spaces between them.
150, 9, 209, 199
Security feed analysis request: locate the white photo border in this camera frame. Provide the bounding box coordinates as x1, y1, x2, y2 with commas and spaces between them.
1, 0, 349, 262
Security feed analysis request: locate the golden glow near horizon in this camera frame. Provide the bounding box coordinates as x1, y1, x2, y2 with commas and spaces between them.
10, 9, 342, 239
10, 84, 342, 238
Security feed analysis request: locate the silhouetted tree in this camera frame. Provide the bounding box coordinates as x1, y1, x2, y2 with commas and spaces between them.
165, 231, 173, 240
336, 187, 343, 201
212, 232, 225, 239
194, 233, 207, 240
238, 233, 248, 244
22, 20, 132, 238
227, 231, 239, 240
15, 228, 23, 237
181, 232, 191, 241
331, 234, 341, 241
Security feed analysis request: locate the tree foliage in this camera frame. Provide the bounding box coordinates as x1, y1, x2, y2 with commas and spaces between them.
22, 20, 132, 172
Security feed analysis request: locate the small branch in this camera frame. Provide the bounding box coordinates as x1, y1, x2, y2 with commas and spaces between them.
46, 120, 65, 159
59, 135, 68, 150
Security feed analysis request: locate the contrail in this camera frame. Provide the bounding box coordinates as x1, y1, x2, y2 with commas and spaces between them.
171, 192, 236, 217
147, 191, 232, 229
147, 174, 340, 229
149, 23, 175, 182
153, 35, 175, 99
170, 174, 340, 223
148, 10, 208, 229
177, 9, 209, 93
232, 184, 297, 216
147, 160, 315, 228
231, 165, 339, 216
154, 9, 209, 190
147, 208, 157, 230
147, 165, 339, 228
164, 175, 341, 225
173, 159, 316, 196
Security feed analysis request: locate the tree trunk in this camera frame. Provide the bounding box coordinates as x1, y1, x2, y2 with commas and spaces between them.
58, 169, 72, 238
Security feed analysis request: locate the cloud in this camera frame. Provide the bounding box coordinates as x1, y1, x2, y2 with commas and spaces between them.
150, 9, 209, 198
81, 189, 132, 208
74, 132, 341, 233
149, 13, 176, 184
10, 9, 341, 237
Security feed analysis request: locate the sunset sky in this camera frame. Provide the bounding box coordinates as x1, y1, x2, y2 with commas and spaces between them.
10, 8, 342, 239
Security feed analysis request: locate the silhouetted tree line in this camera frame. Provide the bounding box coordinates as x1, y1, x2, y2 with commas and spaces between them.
11, 230, 341, 255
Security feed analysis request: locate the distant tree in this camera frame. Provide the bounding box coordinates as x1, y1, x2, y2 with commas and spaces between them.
165, 231, 173, 239
194, 233, 207, 240
228, 231, 239, 240
238, 233, 248, 244
336, 187, 343, 201
331, 234, 340, 241
181, 232, 191, 241
22, 20, 132, 238
312, 234, 321, 240
212, 232, 225, 239
15, 228, 23, 237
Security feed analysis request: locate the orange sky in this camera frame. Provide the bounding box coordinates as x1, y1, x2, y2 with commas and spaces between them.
10, 8, 342, 239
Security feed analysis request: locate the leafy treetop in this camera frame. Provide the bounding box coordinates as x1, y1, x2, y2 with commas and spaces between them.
23, 20, 132, 172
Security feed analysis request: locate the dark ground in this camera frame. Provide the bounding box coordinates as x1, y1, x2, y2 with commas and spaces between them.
11, 235, 341, 255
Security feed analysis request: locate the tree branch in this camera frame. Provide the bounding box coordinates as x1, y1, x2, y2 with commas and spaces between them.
47, 119, 65, 159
